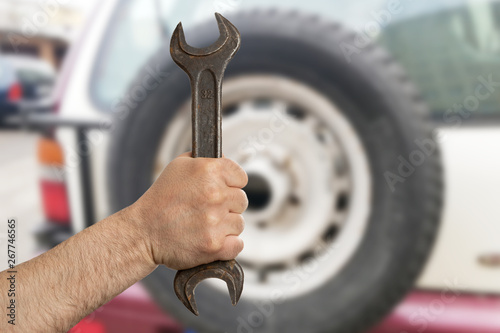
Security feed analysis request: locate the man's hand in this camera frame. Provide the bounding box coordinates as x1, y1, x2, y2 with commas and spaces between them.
0, 152, 248, 333
130, 152, 249, 270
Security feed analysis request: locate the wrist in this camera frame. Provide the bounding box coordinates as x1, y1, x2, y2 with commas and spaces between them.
113, 205, 159, 273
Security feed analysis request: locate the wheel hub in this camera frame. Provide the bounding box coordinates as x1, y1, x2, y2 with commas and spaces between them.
222, 105, 335, 267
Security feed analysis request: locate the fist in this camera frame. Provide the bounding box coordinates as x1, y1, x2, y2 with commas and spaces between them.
131, 152, 248, 270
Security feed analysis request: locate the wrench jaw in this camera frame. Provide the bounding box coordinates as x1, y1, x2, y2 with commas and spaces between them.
169, 22, 192, 76
177, 13, 227, 56
170, 12, 241, 71
173, 260, 244, 316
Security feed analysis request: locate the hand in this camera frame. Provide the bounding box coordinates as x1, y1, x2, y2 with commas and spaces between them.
129, 152, 248, 270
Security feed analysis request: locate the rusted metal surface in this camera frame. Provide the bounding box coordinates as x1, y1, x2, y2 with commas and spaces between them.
170, 13, 243, 316
170, 12, 240, 159
173, 260, 244, 316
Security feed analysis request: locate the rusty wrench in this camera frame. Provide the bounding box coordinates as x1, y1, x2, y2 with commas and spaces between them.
169, 13, 243, 316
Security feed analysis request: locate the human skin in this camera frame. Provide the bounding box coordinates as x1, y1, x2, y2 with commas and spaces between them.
0, 153, 248, 332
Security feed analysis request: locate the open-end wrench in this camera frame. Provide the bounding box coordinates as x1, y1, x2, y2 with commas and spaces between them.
169, 13, 243, 316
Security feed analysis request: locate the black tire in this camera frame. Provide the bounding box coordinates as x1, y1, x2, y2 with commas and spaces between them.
108, 10, 443, 333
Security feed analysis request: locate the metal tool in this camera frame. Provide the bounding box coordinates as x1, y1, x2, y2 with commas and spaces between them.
170, 13, 243, 316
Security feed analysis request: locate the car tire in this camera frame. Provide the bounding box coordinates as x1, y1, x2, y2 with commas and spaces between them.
108, 10, 443, 333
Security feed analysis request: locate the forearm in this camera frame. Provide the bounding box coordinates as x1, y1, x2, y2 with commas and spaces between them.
0, 154, 247, 332
1, 207, 156, 333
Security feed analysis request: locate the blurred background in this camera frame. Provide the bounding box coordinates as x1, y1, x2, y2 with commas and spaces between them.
1, 0, 500, 332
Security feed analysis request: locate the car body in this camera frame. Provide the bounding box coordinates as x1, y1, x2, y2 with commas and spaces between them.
0, 55, 55, 125
37, 0, 500, 332
69, 284, 500, 333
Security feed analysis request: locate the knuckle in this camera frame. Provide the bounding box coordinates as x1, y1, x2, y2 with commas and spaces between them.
202, 183, 220, 202
209, 188, 224, 205
239, 189, 249, 210
203, 232, 221, 253
227, 159, 248, 186
218, 238, 244, 260
202, 159, 221, 175
240, 169, 249, 187
236, 215, 245, 233
234, 238, 244, 254
204, 210, 220, 226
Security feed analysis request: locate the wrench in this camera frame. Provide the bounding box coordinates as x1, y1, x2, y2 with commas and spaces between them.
169, 13, 243, 316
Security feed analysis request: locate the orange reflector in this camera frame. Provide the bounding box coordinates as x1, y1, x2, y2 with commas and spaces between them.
38, 137, 64, 165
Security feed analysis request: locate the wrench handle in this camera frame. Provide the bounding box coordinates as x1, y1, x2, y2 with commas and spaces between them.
191, 69, 222, 158
169, 13, 243, 315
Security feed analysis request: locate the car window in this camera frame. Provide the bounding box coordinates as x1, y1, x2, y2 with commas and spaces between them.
91, 0, 163, 110
17, 69, 54, 86
379, 1, 500, 120
0, 59, 14, 89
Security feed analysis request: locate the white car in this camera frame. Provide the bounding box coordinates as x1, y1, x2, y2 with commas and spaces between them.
35, 1, 500, 332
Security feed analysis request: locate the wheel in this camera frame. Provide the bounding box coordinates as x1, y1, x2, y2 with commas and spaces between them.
108, 10, 443, 333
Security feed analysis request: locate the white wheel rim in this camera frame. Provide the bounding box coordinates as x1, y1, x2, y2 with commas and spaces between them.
154, 75, 372, 300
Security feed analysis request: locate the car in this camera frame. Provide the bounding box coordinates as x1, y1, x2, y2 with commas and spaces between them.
0, 55, 55, 127
35, 0, 500, 332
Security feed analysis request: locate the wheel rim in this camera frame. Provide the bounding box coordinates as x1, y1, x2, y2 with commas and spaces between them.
154, 75, 372, 300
